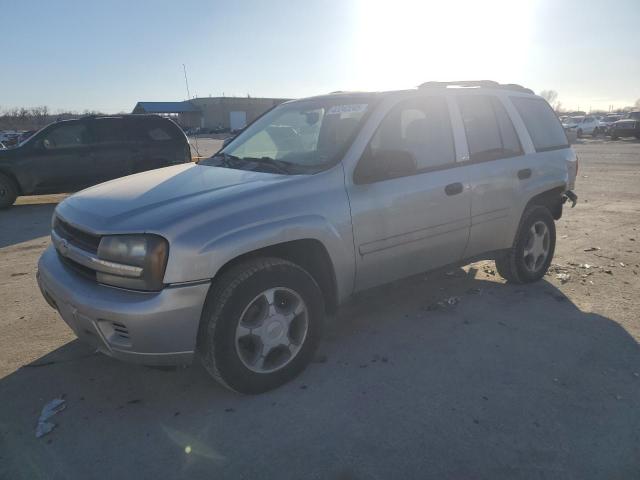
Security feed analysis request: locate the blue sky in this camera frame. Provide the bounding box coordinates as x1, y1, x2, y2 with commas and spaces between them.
2, 0, 639, 113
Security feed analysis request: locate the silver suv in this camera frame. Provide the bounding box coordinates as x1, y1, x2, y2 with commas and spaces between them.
37, 80, 578, 393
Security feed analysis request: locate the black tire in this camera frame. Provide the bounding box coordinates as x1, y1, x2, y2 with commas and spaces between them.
592, 128, 599, 137
577, 128, 583, 138
495, 206, 556, 284
197, 257, 325, 394
611, 133, 619, 140
0, 173, 18, 209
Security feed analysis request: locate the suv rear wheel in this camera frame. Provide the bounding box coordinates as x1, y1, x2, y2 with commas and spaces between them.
0, 173, 18, 209
495, 206, 556, 283
197, 257, 324, 394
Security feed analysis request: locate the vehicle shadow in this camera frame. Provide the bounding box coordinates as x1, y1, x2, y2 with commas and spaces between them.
0, 201, 57, 248
1, 269, 638, 480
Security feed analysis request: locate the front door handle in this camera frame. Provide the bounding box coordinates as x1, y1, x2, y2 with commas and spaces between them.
444, 182, 463, 196
518, 168, 532, 180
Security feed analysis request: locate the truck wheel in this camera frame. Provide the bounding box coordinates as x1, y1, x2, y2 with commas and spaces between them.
495, 206, 556, 284
0, 173, 18, 209
592, 128, 599, 137
197, 257, 324, 394
611, 133, 618, 140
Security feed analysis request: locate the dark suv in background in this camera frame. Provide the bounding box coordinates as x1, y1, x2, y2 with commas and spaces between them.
0, 114, 191, 208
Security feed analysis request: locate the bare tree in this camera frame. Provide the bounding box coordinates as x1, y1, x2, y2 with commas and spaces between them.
540, 90, 558, 105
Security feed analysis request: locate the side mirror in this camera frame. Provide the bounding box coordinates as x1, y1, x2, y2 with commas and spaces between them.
354, 148, 417, 184
222, 136, 235, 148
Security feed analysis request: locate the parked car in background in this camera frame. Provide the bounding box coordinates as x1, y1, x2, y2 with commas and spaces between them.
37, 81, 578, 393
0, 131, 23, 147
561, 115, 600, 137
599, 114, 623, 134
609, 118, 640, 139
0, 114, 191, 208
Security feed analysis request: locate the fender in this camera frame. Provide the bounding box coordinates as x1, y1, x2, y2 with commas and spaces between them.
505, 180, 567, 247
163, 214, 356, 303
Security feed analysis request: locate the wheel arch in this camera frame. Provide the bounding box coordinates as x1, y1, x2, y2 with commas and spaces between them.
525, 186, 566, 220
211, 239, 340, 314
0, 168, 23, 195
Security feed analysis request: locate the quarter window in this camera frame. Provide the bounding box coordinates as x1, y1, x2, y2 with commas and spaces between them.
510, 97, 569, 152
458, 95, 523, 162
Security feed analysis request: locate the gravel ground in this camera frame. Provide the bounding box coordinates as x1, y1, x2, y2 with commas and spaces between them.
0, 139, 638, 479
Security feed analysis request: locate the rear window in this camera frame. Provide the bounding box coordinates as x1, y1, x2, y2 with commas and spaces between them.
510, 97, 569, 152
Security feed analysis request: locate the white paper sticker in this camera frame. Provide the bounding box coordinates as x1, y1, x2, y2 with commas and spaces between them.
327, 104, 368, 115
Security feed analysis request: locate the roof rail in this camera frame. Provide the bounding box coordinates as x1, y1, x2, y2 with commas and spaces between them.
418, 80, 533, 94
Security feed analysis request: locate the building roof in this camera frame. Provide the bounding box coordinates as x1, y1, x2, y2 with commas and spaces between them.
132, 101, 200, 114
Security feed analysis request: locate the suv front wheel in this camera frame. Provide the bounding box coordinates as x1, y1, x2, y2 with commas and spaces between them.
495, 206, 556, 283
197, 257, 324, 394
0, 173, 18, 209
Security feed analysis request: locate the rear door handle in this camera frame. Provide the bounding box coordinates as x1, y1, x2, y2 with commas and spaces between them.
518, 168, 532, 180
444, 182, 463, 196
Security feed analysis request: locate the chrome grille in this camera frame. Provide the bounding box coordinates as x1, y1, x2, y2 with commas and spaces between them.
53, 216, 100, 254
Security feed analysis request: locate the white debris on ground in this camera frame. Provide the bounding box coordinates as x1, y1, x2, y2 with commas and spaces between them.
35, 398, 66, 438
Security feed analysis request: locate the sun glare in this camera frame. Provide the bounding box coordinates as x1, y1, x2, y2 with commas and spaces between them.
354, 0, 537, 90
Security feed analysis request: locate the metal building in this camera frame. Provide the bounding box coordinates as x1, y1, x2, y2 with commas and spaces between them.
132, 97, 289, 131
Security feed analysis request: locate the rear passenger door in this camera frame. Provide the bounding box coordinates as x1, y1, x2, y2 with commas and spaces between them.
89, 118, 133, 184
455, 94, 527, 258
128, 118, 180, 173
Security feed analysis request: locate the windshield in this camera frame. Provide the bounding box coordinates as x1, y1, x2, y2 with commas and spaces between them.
566, 116, 583, 124
627, 112, 640, 120
201, 98, 373, 174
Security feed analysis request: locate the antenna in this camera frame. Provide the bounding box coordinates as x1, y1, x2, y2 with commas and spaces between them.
183, 64, 191, 100
182, 64, 200, 159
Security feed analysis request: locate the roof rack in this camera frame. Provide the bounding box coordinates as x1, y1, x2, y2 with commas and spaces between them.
418, 80, 533, 94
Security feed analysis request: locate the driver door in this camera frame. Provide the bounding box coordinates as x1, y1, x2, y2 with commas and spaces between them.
29, 121, 94, 192
346, 96, 471, 291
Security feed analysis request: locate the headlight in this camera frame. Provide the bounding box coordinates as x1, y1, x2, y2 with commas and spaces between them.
96, 234, 169, 291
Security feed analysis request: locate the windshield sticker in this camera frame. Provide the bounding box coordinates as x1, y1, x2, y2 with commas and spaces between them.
327, 104, 368, 115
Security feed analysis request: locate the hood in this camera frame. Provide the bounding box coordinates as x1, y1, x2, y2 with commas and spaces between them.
56, 164, 292, 233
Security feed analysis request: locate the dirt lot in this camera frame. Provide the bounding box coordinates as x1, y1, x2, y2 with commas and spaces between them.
1, 139, 639, 479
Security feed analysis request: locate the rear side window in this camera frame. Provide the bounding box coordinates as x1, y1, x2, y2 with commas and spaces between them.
458, 95, 523, 162
510, 97, 569, 152
92, 119, 125, 144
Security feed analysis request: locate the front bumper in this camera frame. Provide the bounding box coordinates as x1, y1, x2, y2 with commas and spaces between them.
37, 246, 210, 366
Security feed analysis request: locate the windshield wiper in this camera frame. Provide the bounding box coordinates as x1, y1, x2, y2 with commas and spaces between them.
243, 156, 293, 174
208, 152, 244, 168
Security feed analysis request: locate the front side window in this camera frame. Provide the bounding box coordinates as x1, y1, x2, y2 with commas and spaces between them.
369, 96, 455, 170
458, 95, 522, 162
203, 98, 372, 174
511, 97, 569, 152
42, 123, 89, 149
